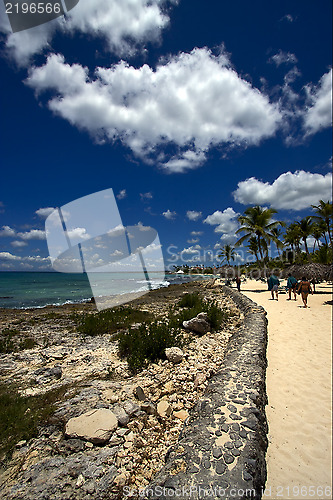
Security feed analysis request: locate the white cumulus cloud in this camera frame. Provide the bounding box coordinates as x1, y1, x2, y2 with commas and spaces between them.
17, 229, 46, 240
26, 48, 282, 172
270, 50, 298, 67
67, 227, 91, 240
233, 170, 333, 210
116, 189, 127, 200
11, 240, 28, 248
303, 69, 333, 134
204, 208, 239, 234
186, 210, 202, 221
162, 209, 177, 220
36, 207, 56, 218
0, 251, 20, 260
140, 192, 153, 201
0, 225, 16, 237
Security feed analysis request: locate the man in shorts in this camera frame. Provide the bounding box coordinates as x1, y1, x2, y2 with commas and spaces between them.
286, 273, 298, 300
268, 273, 280, 300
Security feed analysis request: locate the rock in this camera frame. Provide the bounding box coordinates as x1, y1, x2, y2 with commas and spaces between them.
114, 472, 130, 487
64, 438, 86, 453
34, 365, 62, 380
109, 435, 124, 446
123, 400, 140, 416
213, 447, 223, 459
223, 453, 234, 464
157, 401, 172, 418
165, 347, 184, 364
141, 402, 157, 415
194, 372, 206, 389
173, 410, 189, 421
65, 409, 118, 445
134, 436, 145, 448
103, 390, 119, 403
163, 381, 174, 394
215, 462, 226, 475
15, 440, 27, 449
134, 386, 147, 401
112, 405, 130, 426
197, 312, 209, 321
125, 431, 134, 442
76, 474, 85, 488
183, 314, 210, 334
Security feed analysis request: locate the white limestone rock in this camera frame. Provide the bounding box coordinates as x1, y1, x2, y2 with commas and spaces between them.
65, 408, 118, 444
165, 347, 184, 364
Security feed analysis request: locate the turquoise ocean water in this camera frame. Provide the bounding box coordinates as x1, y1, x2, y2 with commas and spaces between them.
0, 272, 207, 309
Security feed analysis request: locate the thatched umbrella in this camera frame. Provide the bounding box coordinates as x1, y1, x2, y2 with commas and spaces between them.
217, 265, 238, 279
283, 263, 330, 282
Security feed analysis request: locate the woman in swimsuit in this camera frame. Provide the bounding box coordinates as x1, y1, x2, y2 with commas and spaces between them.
297, 276, 313, 308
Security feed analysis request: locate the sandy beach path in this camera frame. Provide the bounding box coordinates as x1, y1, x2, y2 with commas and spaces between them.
241, 279, 332, 500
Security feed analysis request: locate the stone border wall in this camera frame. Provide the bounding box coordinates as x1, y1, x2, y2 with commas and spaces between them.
147, 286, 268, 500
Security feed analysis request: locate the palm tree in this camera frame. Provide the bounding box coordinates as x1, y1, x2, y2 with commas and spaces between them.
311, 200, 333, 246
235, 205, 284, 263
284, 223, 302, 253
296, 216, 313, 258
219, 244, 236, 266
247, 236, 260, 263
271, 227, 284, 256
311, 223, 325, 251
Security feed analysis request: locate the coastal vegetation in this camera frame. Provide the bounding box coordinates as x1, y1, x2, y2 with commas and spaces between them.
117, 320, 184, 372
0, 328, 37, 354
73, 293, 229, 372
169, 292, 228, 332
235, 202, 332, 269
75, 306, 153, 336
0, 382, 67, 460
173, 200, 332, 276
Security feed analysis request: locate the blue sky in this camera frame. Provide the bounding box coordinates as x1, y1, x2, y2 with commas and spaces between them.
0, 0, 332, 271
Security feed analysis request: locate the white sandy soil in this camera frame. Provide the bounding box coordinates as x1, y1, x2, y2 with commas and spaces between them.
241, 279, 332, 500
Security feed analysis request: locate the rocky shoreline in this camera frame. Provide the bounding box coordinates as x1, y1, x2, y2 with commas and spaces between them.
0, 280, 267, 499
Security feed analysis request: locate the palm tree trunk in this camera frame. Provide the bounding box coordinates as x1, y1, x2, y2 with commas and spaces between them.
257, 236, 264, 262
323, 233, 328, 246
326, 219, 333, 246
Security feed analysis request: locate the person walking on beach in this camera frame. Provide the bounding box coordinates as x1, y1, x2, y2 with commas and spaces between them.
286, 273, 298, 301
267, 273, 280, 300
297, 276, 313, 308
235, 275, 241, 292
310, 277, 316, 293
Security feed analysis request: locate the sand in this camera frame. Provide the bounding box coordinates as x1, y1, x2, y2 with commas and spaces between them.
241, 279, 332, 500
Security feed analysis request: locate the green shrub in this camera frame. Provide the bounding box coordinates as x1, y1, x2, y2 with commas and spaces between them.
117, 321, 183, 372
177, 292, 202, 309
0, 329, 37, 354
75, 306, 153, 336
170, 293, 228, 333
0, 383, 67, 460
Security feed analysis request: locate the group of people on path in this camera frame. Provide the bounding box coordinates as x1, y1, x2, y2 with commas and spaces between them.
268, 273, 314, 308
